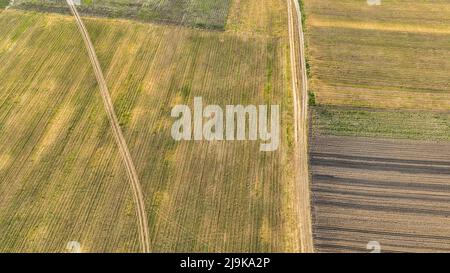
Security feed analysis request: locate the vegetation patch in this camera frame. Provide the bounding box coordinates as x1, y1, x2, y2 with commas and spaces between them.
308, 91, 316, 106
312, 106, 450, 141
13, 0, 232, 30
225, 0, 288, 37
304, 0, 450, 110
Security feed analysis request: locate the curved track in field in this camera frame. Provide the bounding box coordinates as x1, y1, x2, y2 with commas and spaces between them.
66, 0, 151, 253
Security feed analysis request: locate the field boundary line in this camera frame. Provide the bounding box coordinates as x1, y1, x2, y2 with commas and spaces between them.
65, 0, 151, 253
287, 0, 314, 253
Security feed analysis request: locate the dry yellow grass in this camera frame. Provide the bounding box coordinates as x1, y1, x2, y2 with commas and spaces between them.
311, 135, 450, 253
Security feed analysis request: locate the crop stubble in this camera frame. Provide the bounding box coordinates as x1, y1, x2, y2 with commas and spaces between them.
0, 4, 302, 252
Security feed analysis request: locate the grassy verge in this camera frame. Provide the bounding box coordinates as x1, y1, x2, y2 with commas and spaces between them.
298, 0, 306, 30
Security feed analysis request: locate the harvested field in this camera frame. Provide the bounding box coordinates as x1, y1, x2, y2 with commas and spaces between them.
226, 0, 288, 37
13, 0, 232, 29
306, 0, 450, 29
304, 0, 450, 110
310, 135, 450, 253
0, 9, 303, 252
0, 10, 141, 252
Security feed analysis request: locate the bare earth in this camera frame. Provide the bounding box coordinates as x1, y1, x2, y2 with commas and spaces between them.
311, 135, 450, 253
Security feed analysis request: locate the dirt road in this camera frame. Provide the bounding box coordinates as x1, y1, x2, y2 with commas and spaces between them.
66, 0, 151, 253
287, 0, 314, 252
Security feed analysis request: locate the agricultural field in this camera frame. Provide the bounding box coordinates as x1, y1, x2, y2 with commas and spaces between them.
305, 0, 450, 252
0, 4, 304, 252
226, 0, 288, 37
311, 136, 450, 253
304, 0, 450, 110
0, 11, 142, 252
13, 0, 232, 29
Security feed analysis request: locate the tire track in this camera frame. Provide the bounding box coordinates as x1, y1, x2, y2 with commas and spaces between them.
287, 0, 314, 252
65, 0, 150, 253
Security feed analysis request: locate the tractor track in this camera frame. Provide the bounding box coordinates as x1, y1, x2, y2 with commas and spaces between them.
66, 0, 151, 253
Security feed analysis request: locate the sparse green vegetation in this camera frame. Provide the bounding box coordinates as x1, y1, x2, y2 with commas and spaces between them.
312, 106, 450, 142
298, 0, 306, 30
180, 85, 191, 101
14, 0, 232, 29
308, 91, 316, 106
0, 0, 9, 9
